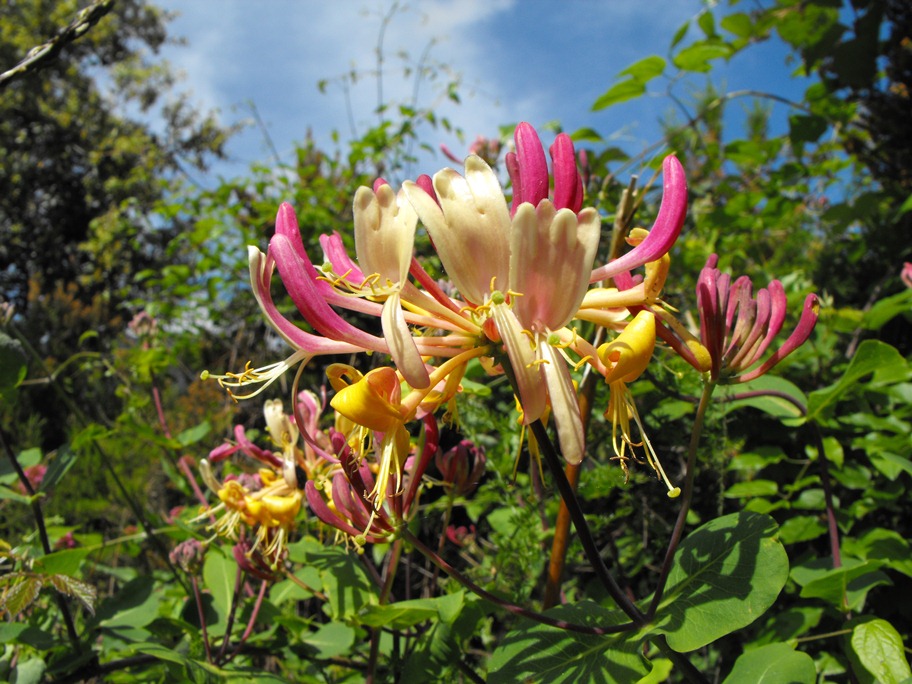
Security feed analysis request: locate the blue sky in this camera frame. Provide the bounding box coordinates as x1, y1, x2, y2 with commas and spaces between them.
155, 0, 807, 184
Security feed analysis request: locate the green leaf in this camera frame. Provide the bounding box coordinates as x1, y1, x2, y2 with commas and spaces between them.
0, 486, 31, 503
270, 566, 322, 605
788, 114, 828, 144
0, 448, 40, 485
301, 621, 356, 660
40, 445, 78, 492
807, 340, 907, 421
592, 79, 647, 111
202, 549, 236, 632
0, 331, 27, 406
96, 576, 163, 629
861, 290, 912, 331
488, 601, 646, 684
791, 558, 890, 611
1, 577, 42, 617
850, 619, 912, 684
10, 658, 46, 684
48, 574, 97, 615
593, 57, 666, 111
287, 537, 375, 619
722, 642, 816, 683
672, 42, 733, 72
176, 421, 212, 447
652, 512, 789, 652
723, 375, 807, 420
618, 55, 666, 82
723, 479, 779, 499
778, 516, 827, 545
843, 529, 912, 579
697, 11, 716, 38
721, 13, 755, 39
33, 547, 90, 576
359, 592, 464, 630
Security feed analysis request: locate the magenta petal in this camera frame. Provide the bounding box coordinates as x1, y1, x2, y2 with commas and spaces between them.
738, 294, 820, 383
513, 122, 549, 209
752, 279, 788, 361
590, 155, 687, 283
550, 133, 583, 213
269, 233, 386, 352
320, 231, 365, 283
248, 248, 363, 356
306, 480, 363, 538
416, 174, 439, 206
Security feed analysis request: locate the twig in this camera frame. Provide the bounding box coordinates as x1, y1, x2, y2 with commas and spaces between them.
0, 0, 116, 89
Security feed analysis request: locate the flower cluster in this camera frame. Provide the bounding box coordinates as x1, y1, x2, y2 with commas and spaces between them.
204, 121, 819, 549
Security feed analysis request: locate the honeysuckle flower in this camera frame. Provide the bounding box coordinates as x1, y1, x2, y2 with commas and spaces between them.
404, 124, 687, 464
327, 354, 479, 510
598, 310, 680, 497
436, 438, 486, 496
693, 255, 820, 383
305, 413, 439, 548
199, 460, 302, 568
207, 120, 688, 481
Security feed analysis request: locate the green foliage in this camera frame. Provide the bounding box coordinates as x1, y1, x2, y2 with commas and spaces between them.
2, 0, 912, 682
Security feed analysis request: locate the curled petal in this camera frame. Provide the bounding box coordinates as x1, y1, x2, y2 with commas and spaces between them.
330, 367, 404, 433
405, 156, 511, 304
353, 184, 417, 286
590, 155, 687, 283
269, 205, 386, 352
320, 231, 365, 283
381, 293, 431, 388
599, 311, 657, 384
737, 294, 820, 383
248, 247, 363, 356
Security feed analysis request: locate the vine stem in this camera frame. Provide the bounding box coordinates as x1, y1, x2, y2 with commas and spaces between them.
0, 428, 80, 649
809, 422, 842, 569
528, 420, 646, 625
366, 538, 404, 683
190, 576, 212, 663
646, 378, 716, 620
224, 580, 269, 664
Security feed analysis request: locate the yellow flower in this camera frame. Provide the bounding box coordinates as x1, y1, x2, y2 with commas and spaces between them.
598, 311, 680, 498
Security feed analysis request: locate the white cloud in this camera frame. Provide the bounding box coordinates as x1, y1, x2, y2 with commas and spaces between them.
156, 0, 703, 180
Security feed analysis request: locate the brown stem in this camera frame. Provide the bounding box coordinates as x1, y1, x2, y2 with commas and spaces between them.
190, 576, 212, 663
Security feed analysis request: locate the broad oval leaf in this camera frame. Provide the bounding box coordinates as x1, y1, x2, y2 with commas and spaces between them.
722, 642, 816, 683
850, 619, 912, 684
652, 511, 789, 652
488, 601, 646, 684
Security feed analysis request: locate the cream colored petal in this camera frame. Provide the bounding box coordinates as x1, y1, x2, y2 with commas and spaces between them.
540, 342, 585, 465
353, 185, 417, 286
492, 303, 546, 423
511, 203, 600, 330
381, 292, 430, 389
408, 156, 511, 303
